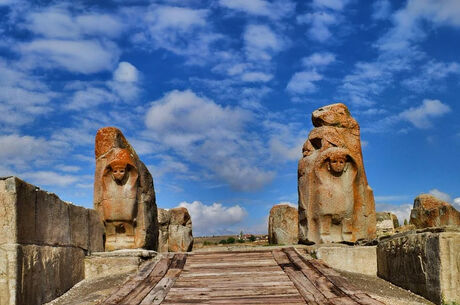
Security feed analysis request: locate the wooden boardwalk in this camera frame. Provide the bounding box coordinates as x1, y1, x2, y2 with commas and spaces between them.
100, 247, 384, 305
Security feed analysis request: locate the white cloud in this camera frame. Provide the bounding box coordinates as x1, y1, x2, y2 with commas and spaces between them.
376, 0, 460, 52
58, 165, 80, 173
24, 6, 124, 39
453, 198, 460, 210
145, 90, 250, 146
178, 201, 247, 236
244, 24, 285, 61
278, 201, 297, 208
21, 171, 79, 186
286, 71, 323, 94
0, 59, 55, 126
241, 72, 273, 82
313, 0, 349, 11
403, 60, 460, 92
376, 203, 413, 225
145, 90, 275, 191
0, 134, 52, 168
20, 39, 120, 74
67, 87, 117, 110
297, 11, 338, 42
139, 5, 221, 65
219, 0, 295, 20
113, 62, 139, 83
428, 189, 451, 203
399, 99, 451, 129
302, 52, 335, 68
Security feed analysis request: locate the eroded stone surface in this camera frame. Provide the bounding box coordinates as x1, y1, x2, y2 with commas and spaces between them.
376, 212, 399, 235
410, 194, 460, 229
298, 103, 376, 244
0, 176, 104, 305
94, 127, 159, 251
316, 246, 377, 275
268, 204, 298, 245
377, 228, 460, 305
157, 207, 193, 252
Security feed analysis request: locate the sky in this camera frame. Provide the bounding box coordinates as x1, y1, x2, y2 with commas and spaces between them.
1, 0, 460, 236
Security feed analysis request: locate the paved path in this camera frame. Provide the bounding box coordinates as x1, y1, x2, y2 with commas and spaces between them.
100, 247, 384, 305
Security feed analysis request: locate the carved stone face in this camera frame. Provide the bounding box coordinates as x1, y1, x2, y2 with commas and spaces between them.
111, 165, 127, 183
329, 156, 346, 173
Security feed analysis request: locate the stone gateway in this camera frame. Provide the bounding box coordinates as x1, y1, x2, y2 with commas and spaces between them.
94, 127, 159, 251
298, 103, 376, 244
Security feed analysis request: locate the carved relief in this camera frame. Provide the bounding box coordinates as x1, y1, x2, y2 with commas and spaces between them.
94, 127, 158, 251
298, 104, 376, 244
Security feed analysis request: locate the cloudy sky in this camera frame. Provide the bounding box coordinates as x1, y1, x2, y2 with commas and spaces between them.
1, 0, 460, 236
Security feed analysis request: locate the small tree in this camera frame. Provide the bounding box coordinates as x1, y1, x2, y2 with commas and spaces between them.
219, 239, 227, 244
226, 237, 236, 244
404, 219, 408, 226
249, 235, 256, 242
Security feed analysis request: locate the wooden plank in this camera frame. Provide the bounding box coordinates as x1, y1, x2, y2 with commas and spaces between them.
283, 247, 345, 299
139, 253, 187, 305
100, 257, 170, 305
272, 249, 327, 304
350, 293, 386, 305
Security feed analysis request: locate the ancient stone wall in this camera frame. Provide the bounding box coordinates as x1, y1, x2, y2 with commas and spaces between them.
376, 212, 399, 235
298, 103, 376, 244
0, 176, 104, 305
377, 228, 460, 305
268, 204, 298, 245
158, 207, 193, 252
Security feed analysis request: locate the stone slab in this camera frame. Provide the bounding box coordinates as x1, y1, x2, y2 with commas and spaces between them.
0, 176, 105, 305
84, 250, 157, 279
315, 246, 377, 275
377, 228, 460, 305
0, 244, 85, 305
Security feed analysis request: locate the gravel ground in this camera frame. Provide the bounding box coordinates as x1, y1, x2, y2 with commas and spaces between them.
337, 270, 435, 305
45, 272, 132, 305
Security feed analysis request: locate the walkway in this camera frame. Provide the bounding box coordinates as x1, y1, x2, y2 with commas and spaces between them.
100, 247, 384, 305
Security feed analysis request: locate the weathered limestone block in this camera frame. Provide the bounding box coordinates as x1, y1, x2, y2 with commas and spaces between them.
0, 176, 104, 305
268, 204, 298, 245
298, 103, 376, 244
94, 127, 159, 251
376, 212, 399, 235
410, 194, 460, 228
157, 207, 193, 252
84, 249, 157, 279
316, 246, 377, 275
377, 228, 460, 305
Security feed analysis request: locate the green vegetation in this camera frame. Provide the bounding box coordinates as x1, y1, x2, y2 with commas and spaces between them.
237, 238, 245, 243
248, 235, 256, 242
218, 239, 227, 244
404, 219, 408, 226
203, 241, 213, 246
226, 237, 236, 244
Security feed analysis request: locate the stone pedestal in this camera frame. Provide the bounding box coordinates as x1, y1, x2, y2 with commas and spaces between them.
84, 249, 157, 279
377, 228, 460, 305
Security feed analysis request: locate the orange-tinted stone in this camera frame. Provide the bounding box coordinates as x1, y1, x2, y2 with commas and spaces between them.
94, 127, 158, 251
298, 103, 376, 244
410, 194, 460, 228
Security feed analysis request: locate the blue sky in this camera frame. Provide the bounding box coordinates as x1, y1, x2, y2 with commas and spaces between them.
1, 0, 460, 236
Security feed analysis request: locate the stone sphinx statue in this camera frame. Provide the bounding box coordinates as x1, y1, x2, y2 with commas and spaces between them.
94, 127, 158, 251
298, 103, 376, 244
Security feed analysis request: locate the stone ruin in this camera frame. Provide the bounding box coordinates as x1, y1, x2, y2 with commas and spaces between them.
94, 127, 159, 251
158, 207, 194, 252
410, 194, 460, 229
298, 103, 376, 244
268, 204, 298, 245
376, 212, 399, 235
